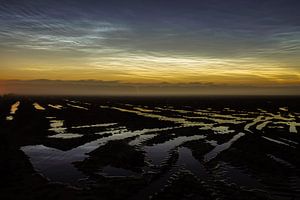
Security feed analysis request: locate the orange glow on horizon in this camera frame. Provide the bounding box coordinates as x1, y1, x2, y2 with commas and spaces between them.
0, 54, 299, 86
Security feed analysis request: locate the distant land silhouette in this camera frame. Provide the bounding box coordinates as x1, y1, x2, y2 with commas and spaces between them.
1, 79, 300, 96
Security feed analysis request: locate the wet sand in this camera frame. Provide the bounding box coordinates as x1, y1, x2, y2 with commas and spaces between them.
0, 95, 299, 200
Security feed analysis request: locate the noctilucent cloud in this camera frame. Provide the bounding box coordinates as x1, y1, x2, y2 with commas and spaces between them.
0, 0, 300, 89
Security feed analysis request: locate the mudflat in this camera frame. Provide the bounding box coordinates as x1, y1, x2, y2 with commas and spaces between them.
1, 95, 299, 200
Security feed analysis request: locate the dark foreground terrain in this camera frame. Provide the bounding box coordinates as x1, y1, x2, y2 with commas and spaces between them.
0, 95, 299, 200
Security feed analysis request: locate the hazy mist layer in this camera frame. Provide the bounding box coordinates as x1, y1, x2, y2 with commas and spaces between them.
1, 80, 299, 96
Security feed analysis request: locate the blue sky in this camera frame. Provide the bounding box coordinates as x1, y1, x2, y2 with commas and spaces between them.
0, 0, 299, 94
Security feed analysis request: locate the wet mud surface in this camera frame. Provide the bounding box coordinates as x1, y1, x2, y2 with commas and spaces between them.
0, 95, 300, 200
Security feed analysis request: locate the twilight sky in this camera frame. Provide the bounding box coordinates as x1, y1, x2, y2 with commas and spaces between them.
0, 0, 300, 94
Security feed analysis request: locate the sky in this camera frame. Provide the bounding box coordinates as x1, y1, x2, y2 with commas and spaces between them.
0, 0, 300, 95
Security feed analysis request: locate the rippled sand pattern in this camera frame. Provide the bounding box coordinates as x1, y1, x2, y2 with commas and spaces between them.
1, 96, 300, 200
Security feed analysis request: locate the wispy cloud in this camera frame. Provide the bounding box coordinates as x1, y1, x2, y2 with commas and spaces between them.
0, 0, 299, 86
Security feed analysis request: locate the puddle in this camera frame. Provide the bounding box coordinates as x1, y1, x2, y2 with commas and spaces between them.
98, 165, 138, 177
288, 122, 299, 133
46, 116, 56, 119
65, 100, 81, 104
21, 126, 175, 182
204, 132, 245, 162
48, 119, 66, 134
48, 104, 63, 110
10, 101, 20, 114
199, 125, 235, 134
278, 137, 298, 145
66, 103, 88, 110
279, 107, 288, 112
133, 107, 155, 113
274, 121, 299, 133
110, 106, 188, 125
6, 116, 14, 121
214, 162, 263, 189
21, 145, 86, 183
33, 103, 45, 110
261, 136, 295, 148
244, 116, 266, 133
6, 101, 20, 120
205, 140, 218, 146
144, 135, 206, 165
267, 154, 295, 168
256, 121, 272, 130
212, 126, 235, 134
14, 100, 300, 198
109, 106, 213, 128
177, 147, 208, 177
48, 133, 83, 139
129, 134, 157, 146
71, 123, 117, 129
47, 119, 115, 138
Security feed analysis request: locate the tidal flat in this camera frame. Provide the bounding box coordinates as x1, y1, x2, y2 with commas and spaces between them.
1, 95, 299, 200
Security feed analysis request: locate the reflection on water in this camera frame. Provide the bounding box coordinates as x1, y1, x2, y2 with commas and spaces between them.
144, 135, 206, 165
71, 123, 117, 129
48, 133, 83, 139
279, 107, 288, 112
6, 101, 20, 120
267, 154, 295, 168
49, 120, 65, 133
244, 116, 265, 133
48, 104, 63, 110
256, 121, 271, 130
22, 126, 175, 182
214, 162, 263, 189
177, 147, 208, 177
199, 125, 234, 134
261, 136, 295, 148
66, 103, 88, 110
21, 145, 85, 183
33, 102, 45, 110
133, 107, 154, 113
204, 132, 245, 162
6, 116, 13, 121
128, 134, 157, 146
15, 99, 300, 199
99, 166, 138, 177
10, 101, 20, 114
288, 122, 298, 133
47, 119, 116, 139
279, 137, 299, 145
